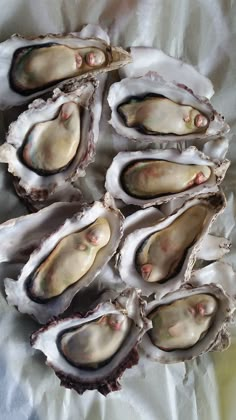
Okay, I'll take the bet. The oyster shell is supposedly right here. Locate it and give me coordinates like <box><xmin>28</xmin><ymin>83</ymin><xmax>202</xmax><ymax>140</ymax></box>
<box><xmin>117</xmin><ymin>192</ymin><xmax>226</xmax><ymax>297</ymax></box>
<box><xmin>119</xmin><ymin>47</ymin><xmax>214</xmax><ymax>99</ymax></box>
<box><xmin>30</xmin><ymin>288</ymin><xmax>151</xmax><ymax>395</ymax></box>
<box><xmin>0</xmin><ymin>28</ymin><xmax>131</xmax><ymax>109</ymax></box>
<box><xmin>0</xmin><ymin>78</ymin><xmax>98</xmax><ymax>204</ymax></box>
<box><xmin>105</xmin><ymin>147</ymin><xmax>229</xmax><ymax>207</ymax></box>
<box><xmin>108</xmin><ymin>73</ymin><xmax>229</xmax><ymax>142</ymax></box>
<box><xmin>4</xmin><ymin>195</ymin><xmax>124</xmax><ymax>323</ymax></box>
<box><xmin>140</xmin><ymin>284</ymin><xmax>235</xmax><ymax>363</ymax></box>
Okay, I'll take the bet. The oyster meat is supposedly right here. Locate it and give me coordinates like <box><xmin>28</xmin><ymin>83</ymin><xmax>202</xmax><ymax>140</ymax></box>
<box><xmin>108</xmin><ymin>74</ymin><xmax>229</xmax><ymax>142</ymax></box>
<box><xmin>117</xmin><ymin>94</ymin><xmax>209</xmax><ymax>135</ymax></box>
<box><xmin>30</xmin><ymin>289</ymin><xmax>151</xmax><ymax>395</ymax></box>
<box><xmin>28</xmin><ymin>217</ymin><xmax>111</xmax><ymax>302</ymax></box>
<box><xmin>148</xmin><ymin>293</ymin><xmax>217</xmax><ymax>350</ymax></box>
<box><xmin>141</xmin><ymin>284</ymin><xmax>234</xmax><ymax>363</ymax></box>
<box><xmin>105</xmin><ymin>147</ymin><xmax>229</xmax><ymax>207</ymax></box>
<box><xmin>4</xmin><ymin>195</ymin><xmax>124</xmax><ymax>323</ymax></box>
<box><xmin>0</xmin><ymin>25</ymin><xmax>131</xmax><ymax>108</ymax></box>
<box><xmin>0</xmin><ymin>78</ymin><xmax>98</xmax><ymax>204</ymax></box>
<box><xmin>117</xmin><ymin>192</ymin><xmax>226</xmax><ymax>297</ymax></box>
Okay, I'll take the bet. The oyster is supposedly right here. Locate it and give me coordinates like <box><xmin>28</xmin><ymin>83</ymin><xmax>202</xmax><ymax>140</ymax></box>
<box><xmin>0</xmin><ymin>78</ymin><xmax>98</xmax><ymax>204</ymax></box>
<box><xmin>4</xmin><ymin>195</ymin><xmax>124</xmax><ymax>323</ymax></box>
<box><xmin>105</xmin><ymin>147</ymin><xmax>229</xmax><ymax>207</ymax></box>
<box><xmin>117</xmin><ymin>193</ymin><xmax>226</xmax><ymax>297</ymax></box>
<box><xmin>140</xmin><ymin>284</ymin><xmax>235</xmax><ymax>363</ymax></box>
<box><xmin>108</xmin><ymin>73</ymin><xmax>229</xmax><ymax>142</ymax></box>
<box><xmin>30</xmin><ymin>289</ymin><xmax>151</xmax><ymax>395</ymax></box>
<box><xmin>0</xmin><ymin>28</ymin><xmax>131</xmax><ymax>108</ymax></box>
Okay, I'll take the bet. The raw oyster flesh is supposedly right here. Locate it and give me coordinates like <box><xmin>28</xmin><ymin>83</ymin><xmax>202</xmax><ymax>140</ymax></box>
<box><xmin>21</xmin><ymin>101</ymin><xmax>81</xmax><ymax>175</ymax></box>
<box><xmin>27</xmin><ymin>217</ymin><xmax>111</xmax><ymax>302</ymax></box>
<box><xmin>136</xmin><ymin>204</ymin><xmax>208</xmax><ymax>283</ymax></box>
<box><xmin>140</xmin><ymin>284</ymin><xmax>234</xmax><ymax>363</ymax></box>
<box><xmin>117</xmin><ymin>94</ymin><xmax>209</xmax><ymax>135</ymax></box>
<box><xmin>121</xmin><ymin>160</ymin><xmax>211</xmax><ymax>198</ymax></box>
<box><xmin>10</xmin><ymin>43</ymin><xmax>107</xmax><ymax>94</ymax></box>
<box><xmin>58</xmin><ymin>313</ymin><xmax>132</xmax><ymax>369</ymax></box>
<box><xmin>30</xmin><ymin>289</ymin><xmax>150</xmax><ymax>395</ymax></box>
<box><xmin>148</xmin><ymin>293</ymin><xmax>217</xmax><ymax>350</ymax></box>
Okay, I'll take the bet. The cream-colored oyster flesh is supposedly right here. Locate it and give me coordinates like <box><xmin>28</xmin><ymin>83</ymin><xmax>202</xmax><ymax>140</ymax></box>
<box><xmin>28</xmin><ymin>217</ymin><xmax>111</xmax><ymax>301</ymax></box>
<box><xmin>22</xmin><ymin>101</ymin><xmax>80</xmax><ymax>174</ymax></box>
<box><xmin>148</xmin><ymin>294</ymin><xmax>217</xmax><ymax>350</ymax></box>
<box><xmin>121</xmin><ymin>160</ymin><xmax>211</xmax><ymax>198</ymax></box>
<box><xmin>136</xmin><ymin>204</ymin><xmax>208</xmax><ymax>283</ymax></box>
<box><xmin>118</xmin><ymin>96</ymin><xmax>209</xmax><ymax>135</ymax></box>
<box><xmin>11</xmin><ymin>44</ymin><xmax>107</xmax><ymax>93</ymax></box>
<box><xmin>59</xmin><ymin>313</ymin><xmax>132</xmax><ymax>368</ymax></box>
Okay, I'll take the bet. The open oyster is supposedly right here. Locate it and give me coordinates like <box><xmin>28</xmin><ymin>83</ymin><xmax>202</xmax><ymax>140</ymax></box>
<box><xmin>140</xmin><ymin>284</ymin><xmax>235</xmax><ymax>363</ymax></box>
<box><xmin>0</xmin><ymin>29</ymin><xmax>131</xmax><ymax>108</ymax></box>
<box><xmin>4</xmin><ymin>195</ymin><xmax>124</xmax><ymax>323</ymax></box>
<box><xmin>30</xmin><ymin>289</ymin><xmax>151</xmax><ymax>395</ymax></box>
<box><xmin>0</xmin><ymin>78</ymin><xmax>98</xmax><ymax>204</ymax></box>
<box><xmin>108</xmin><ymin>73</ymin><xmax>229</xmax><ymax>142</ymax></box>
<box><xmin>105</xmin><ymin>147</ymin><xmax>229</xmax><ymax>207</ymax></box>
<box><xmin>117</xmin><ymin>192</ymin><xmax>226</xmax><ymax>297</ymax></box>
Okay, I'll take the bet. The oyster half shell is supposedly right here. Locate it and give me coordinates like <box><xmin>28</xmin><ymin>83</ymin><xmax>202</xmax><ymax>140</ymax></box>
<box><xmin>105</xmin><ymin>147</ymin><xmax>229</xmax><ymax>207</ymax></box>
<box><xmin>30</xmin><ymin>288</ymin><xmax>151</xmax><ymax>395</ymax></box>
<box><xmin>140</xmin><ymin>284</ymin><xmax>235</xmax><ymax>363</ymax></box>
<box><xmin>108</xmin><ymin>73</ymin><xmax>229</xmax><ymax>142</ymax></box>
<box><xmin>0</xmin><ymin>27</ymin><xmax>131</xmax><ymax>109</ymax></box>
<box><xmin>117</xmin><ymin>192</ymin><xmax>226</xmax><ymax>297</ymax></box>
<box><xmin>0</xmin><ymin>78</ymin><xmax>98</xmax><ymax>204</ymax></box>
<box><xmin>4</xmin><ymin>195</ymin><xmax>124</xmax><ymax>323</ymax></box>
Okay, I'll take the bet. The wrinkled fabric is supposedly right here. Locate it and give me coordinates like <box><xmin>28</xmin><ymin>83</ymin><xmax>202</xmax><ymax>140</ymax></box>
<box><xmin>0</xmin><ymin>1</ymin><xmax>235</xmax><ymax>419</ymax></box>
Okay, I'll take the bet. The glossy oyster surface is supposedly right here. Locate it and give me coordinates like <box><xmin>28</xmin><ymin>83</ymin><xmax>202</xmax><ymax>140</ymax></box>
<box><xmin>0</xmin><ymin>26</ymin><xmax>131</xmax><ymax>108</ymax></box>
<box><xmin>141</xmin><ymin>284</ymin><xmax>234</xmax><ymax>363</ymax></box>
<box><xmin>108</xmin><ymin>74</ymin><xmax>229</xmax><ymax>142</ymax></box>
<box><xmin>30</xmin><ymin>289</ymin><xmax>151</xmax><ymax>395</ymax></box>
<box><xmin>105</xmin><ymin>147</ymin><xmax>229</xmax><ymax>207</ymax></box>
<box><xmin>4</xmin><ymin>195</ymin><xmax>124</xmax><ymax>323</ymax></box>
<box><xmin>117</xmin><ymin>193</ymin><xmax>226</xmax><ymax>297</ymax></box>
<box><xmin>0</xmin><ymin>78</ymin><xmax>98</xmax><ymax>204</ymax></box>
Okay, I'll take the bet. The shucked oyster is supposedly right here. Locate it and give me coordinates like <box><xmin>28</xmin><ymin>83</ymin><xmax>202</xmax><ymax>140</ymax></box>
<box><xmin>108</xmin><ymin>73</ymin><xmax>229</xmax><ymax>142</ymax></box>
<box><xmin>140</xmin><ymin>284</ymin><xmax>234</xmax><ymax>363</ymax></box>
<box><xmin>4</xmin><ymin>195</ymin><xmax>124</xmax><ymax>323</ymax></box>
<box><xmin>0</xmin><ymin>78</ymin><xmax>98</xmax><ymax>204</ymax></box>
<box><xmin>117</xmin><ymin>192</ymin><xmax>226</xmax><ymax>297</ymax></box>
<box><xmin>105</xmin><ymin>147</ymin><xmax>229</xmax><ymax>207</ymax></box>
<box><xmin>30</xmin><ymin>289</ymin><xmax>151</xmax><ymax>395</ymax></box>
<box><xmin>0</xmin><ymin>27</ymin><xmax>131</xmax><ymax>108</ymax></box>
